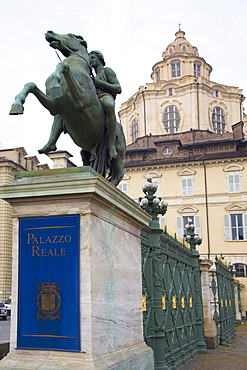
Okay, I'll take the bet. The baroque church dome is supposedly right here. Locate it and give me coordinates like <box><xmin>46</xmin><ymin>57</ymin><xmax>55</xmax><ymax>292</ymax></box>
<box><xmin>151</xmin><ymin>29</ymin><xmax>212</xmax><ymax>83</ymax></box>
<box><xmin>120</xmin><ymin>29</ymin><xmax>243</xmax><ymax>145</ymax></box>
<box><xmin>162</xmin><ymin>30</ymin><xmax>199</xmax><ymax>59</ymax></box>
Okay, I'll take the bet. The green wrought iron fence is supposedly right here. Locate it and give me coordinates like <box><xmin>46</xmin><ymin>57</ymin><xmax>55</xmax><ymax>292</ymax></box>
<box><xmin>209</xmin><ymin>255</ymin><xmax>235</xmax><ymax>345</ymax></box>
<box><xmin>141</xmin><ymin>226</ymin><xmax>206</xmax><ymax>369</ymax></box>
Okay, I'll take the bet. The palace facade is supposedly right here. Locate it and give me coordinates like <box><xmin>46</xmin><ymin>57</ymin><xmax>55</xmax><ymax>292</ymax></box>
<box><xmin>119</xmin><ymin>30</ymin><xmax>247</xmax><ymax>292</ymax></box>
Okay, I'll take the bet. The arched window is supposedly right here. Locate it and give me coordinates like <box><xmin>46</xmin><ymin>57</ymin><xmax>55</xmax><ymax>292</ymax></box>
<box><xmin>163</xmin><ymin>147</ymin><xmax>172</xmax><ymax>155</ymax></box>
<box><xmin>131</xmin><ymin>118</ymin><xmax>138</xmax><ymax>142</ymax></box>
<box><xmin>162</xmin><ymin>106</ymin><xmax>180</xmax><ymax>133</ymax></box>
<box><xmin>212</xmin><ymin>107</ymin><xmax>226</xmax><ymax>134</ymax></box>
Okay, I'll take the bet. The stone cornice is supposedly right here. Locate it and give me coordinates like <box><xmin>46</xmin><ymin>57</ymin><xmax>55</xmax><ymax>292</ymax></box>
<box><xmin>0</xmin><ymin>166</ymin><xmax>151</xmax><ymax>227</ymax></box>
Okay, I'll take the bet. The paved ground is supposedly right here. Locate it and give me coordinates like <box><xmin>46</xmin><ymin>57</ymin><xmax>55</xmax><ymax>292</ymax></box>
<box><xmin>1</xmin><ymin>318</ymin><xmax>247</xmax><ymax>368</ymax></box>
<box><xmin>179</xmin><ymin>321</ymin><xmax>247</xmax><ymax>370</ymax></box>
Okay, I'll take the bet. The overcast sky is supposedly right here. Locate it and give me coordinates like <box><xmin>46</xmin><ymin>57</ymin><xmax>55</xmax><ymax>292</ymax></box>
<box><xmin>1</xmin><ymin>0</ymin><xmax>247</xmax><ymax>166</ymax></box>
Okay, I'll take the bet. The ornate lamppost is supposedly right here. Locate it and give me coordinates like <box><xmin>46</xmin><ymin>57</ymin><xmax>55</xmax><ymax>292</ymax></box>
<box><xmin>184</xmin><ymin>218</ymin><xmax>202</xmax><ymax>250</ymax></box>
<box><xmin>139</xmin><ymin>175</ymin><xmax>168</xmax><ymax>228</ymax></box>
<box><xmin>139</xmin><ymin>174</ymin><xmax>168</xmax><ymax>362</ymax></box>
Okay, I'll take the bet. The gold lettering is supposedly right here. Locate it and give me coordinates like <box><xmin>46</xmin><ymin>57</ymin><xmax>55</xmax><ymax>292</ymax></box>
<box><xmin>54</xmin><ymin>249</ymin><xmax>60</xmax><ymax>256</ymax></box>
<box><xmin>61</xmin><ymin>248</ymin><xmax>66</xmax><ymax>256</ymax></box>
<box><xmin>28</xmin><ymin>233</ymin><xmax>72</xmax><ymax>245</ymax></box>
<box><xmin>47</xmin><ymin>249</ymin><xmax>54</xmax><ymax>256</ymax></box>
<box><xmin>41</xmin><ymin>249</ymin><xmax>46</xmax><ymax>256</ymax></box>
<box><xmin>52</xmin><ymin>236</ymin><xmax>58</xmax><ymax>243</ymax></box>
<box><xmin>28</xmin><ymin>233</ymin><xmax>35</xmax><ymax>244</ymax></box>
<box><xmin>32</xmin><ymin>246</ymin><xmax>40</xmax><ymax>256</ymax></box>
<box><xmin>58</xmin><ymin>235</ymin><xmax>64</xmax><ymax>243</ymax></box>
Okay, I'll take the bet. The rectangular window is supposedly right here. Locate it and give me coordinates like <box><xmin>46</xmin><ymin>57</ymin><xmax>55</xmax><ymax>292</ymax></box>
<box><xmin>159</xmin><ymin>216</ymin><xmax>166</xmax><ymax>230</ymax></box>
<box><xmin>176</xmin><ymin>215</ymin><xmax>201</xmax><ymax>238</ymax></box>
<box><xmin>194</xmin><ymin>63</ymin><xmax>201</xmax><ymax>77</ymax></box>
<box><xmin>117</xmin><ymin>181</ymin><xmax>128</xmax><ymax>195</ymax></box>
<box><xmin>181</xmin><ymin>178</ymin><xmax>193</xmax><ymax>196</ymax></box>
<box><xmin>224</xmin><ymin>214</ymin><xmax>247</xmax><ymax>241</ymax></box>
<box><xmin>234</xmin><ymin>264</ymin><xmax>247</xmax><ymax>277</ymax></box>
<box><xmin>228</xmin><ymin>174</ymin><xmax>241</xmax><ymax>193</ymax></box>
<box><xmin>171</xmin><ymin>62</ymin><xmax>181</xmax><ymax>78</ymax></box>
<box><xmin>169</xmin><ymin>88</ymin><xmax>173</xmax><ymax>96</ymax></box>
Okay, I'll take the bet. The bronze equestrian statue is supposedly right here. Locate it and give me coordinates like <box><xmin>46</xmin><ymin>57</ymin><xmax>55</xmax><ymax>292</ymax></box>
<box><xmin>9</xmin><ymin>31</ymin><xmax>126</xmax><ymax>186</ymax></box>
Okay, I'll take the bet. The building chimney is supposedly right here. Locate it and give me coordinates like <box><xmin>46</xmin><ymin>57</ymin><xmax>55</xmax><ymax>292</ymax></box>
<box><xmin>232</xmin><ymin>121</ymin><xmax>244</xmax><ymax>139</ymax></box>
<box><xmin>47</xmin><ymin>151</ymin><xmax>76</xmax><ymax>169</ymax></box>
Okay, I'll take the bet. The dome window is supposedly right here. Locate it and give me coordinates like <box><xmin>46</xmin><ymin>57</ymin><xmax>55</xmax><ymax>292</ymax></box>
<box><xmin>169</xmin><ymin>48</ymin><xmax>173</xmax><ymax>54</ymax></box>
<box><xmin>212</xmin><ymin>107</ymin><xmax>226</xmax><ymax>134</ymax></box>
<box><xmin>171</xmin><ymin>62</ymin><xmax>181</xmax><ymax>78</ymax></box>
<box><xmin>162</xmin><ymin>106</ymin><xmax>181</xmax><ymax>134</ymax></box>
<box><xmin>156</xmin><ymin>68</ymin><xmax>160</xmax><ymax>82</ymax></box>
<box><xmin>194</xmin><ymin>63</ymin><xmax>201</xmax><ymax>77</ymax></box>
<box><xmin>182</xmin><ymin>45</ymin><xmax>186</xmax><ymax>52</ymax></box>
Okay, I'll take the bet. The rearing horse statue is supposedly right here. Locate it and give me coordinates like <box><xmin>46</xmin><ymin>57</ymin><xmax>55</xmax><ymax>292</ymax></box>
<box><xmin>9</xmin><ymin>31</ymin><xmax>126</xmax><ymax>186</ymax></box>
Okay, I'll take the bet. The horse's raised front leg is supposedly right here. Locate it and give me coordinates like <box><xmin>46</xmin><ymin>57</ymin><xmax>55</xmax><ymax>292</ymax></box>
<box><xmin>9</xmin><ymin>83</ymin><xmax>57</xmax><ymax>116</ymax></box>
<box><xmin>48</xmin><ymin>62</ymin><xmax>65</xmax><ymax>99</ymax></box>
<box><xmin>48</xmin><ymin>61</ymin><xmax>89</xmax><ymax>107</ymax></box>
<box><xmin>61</xmin><ymin>63</ymin><xmax>89</xmax><ymax>108</ymax></box>
<box><xmin>9</xmin><ymin>83</ymin><xmax>35</xmax><ymax>115</ymax></box>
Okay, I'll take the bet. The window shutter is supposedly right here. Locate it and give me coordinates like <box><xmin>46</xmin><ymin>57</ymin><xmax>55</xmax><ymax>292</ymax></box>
<box><xmin>181</xmin><ymin>179</ymin><xmax>186</xmax><ymax>196</ymax></box>
<box><xmin>159</xmin><ymin>216</ymin><xmax>166</xmax><ymax>230</ymax></box>
<box><xmin>194</xmin><ymin>215</ymin><xmax>201</xmax><ymax>237</ymax></box>
<box><xmin>235</xmin><ymin>174</ymin><xmax>240</xmax><ymax>192</ymax></box>
<box><xmin>228</xmin><ymin>175</ymin><xmax>234</xmax><ymax>193</ymax></box>
<box><xmin>176</xmin><ymin>216</ymin><xmax>183</xmax><ymax>238</ymax></box>
<box><xmin>243</xmin><ymin>214</ymin><xmax>247</xmax><ymax>240</ymax></box>
<box><xmin>224</xmin><ymin>214</ymin><xmax>231</xmax><ymax>241</ymax></box>
<box><xmin>117</xmin><ymin>182</ymin><xmax>128</xmax><ymax>194</ymax></box>
<box><xmin>188</xmin><ymin>178</ymin><xmax>193</xmax><ymax>196</ymax></box>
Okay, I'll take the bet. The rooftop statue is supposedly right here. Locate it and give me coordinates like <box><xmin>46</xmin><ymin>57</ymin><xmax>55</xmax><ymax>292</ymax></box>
<box><xmin>9</xmin><ymin>31</ymin><xmax>126</xmax><ymax>186</ymax></box>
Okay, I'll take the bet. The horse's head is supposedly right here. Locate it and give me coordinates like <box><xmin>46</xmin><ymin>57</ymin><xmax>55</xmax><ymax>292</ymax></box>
<box><xmin>45</xmin><ymin>31</ymin><xmax>87</xmax><ymax>57</ymax></box>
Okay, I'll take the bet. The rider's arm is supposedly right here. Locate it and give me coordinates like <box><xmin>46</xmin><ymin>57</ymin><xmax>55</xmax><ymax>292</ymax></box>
<box><xmin>94</xmin><ymin>68</ymin><xmax>122</xmax><ymax>95</ymax></box>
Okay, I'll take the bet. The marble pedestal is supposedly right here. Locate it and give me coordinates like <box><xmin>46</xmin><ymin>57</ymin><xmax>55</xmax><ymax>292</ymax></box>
<box><xmin>0</xmin><ymin>167</ymin><xmax>154</xmax><ymax>369</ymax></box>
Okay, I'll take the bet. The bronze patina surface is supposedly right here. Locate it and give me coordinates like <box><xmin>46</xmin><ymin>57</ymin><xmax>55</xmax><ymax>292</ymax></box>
<box><xmin>10</xmin><ymin>31</ymin><xmax>126</xmax><ymax>186</ymax></box>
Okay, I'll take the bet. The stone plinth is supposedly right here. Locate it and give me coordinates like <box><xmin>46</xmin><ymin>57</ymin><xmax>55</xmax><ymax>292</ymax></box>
<box><xmin>234</xmin><ymin>279</ymin><xmax>243</xmax><ymax>324</ymax></box>
<box><xmin>200</xmin><ymin>260</ymin><xmax>219</xmax><ymax>349</ymax></box>
<box><xmin>0</xmin><ymin>167</ymin><xmax>154</xmax><ymax>369</ymax></box>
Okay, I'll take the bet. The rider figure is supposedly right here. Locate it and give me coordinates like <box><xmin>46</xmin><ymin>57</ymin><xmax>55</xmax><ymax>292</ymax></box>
<box><xmin>89</xmin><ymin>50</ymin><xmax>121</xmax><ymax>159</ymax></box>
